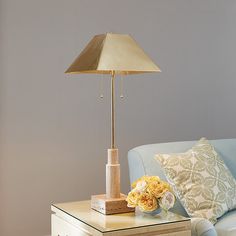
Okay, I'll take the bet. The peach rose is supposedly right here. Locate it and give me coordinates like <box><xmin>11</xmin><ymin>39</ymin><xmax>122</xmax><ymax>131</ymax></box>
<box><xmin>138</xmin><ymin>192</ymin><xmax>158</xmax><ymax>212</ymax></box>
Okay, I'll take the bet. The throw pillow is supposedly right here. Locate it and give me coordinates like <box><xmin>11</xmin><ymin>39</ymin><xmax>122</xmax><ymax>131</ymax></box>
<box><xmin>155</xmin><ymin>138</ymin><xmax>236</xmax><ymax>224</ymax></box>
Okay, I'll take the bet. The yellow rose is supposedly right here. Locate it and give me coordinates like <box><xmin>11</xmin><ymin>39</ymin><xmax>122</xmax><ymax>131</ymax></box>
<box><xmin>126</xmin><ymin>190</ymin><xmax>141</xmax><ymax>207</ymax></box>
<box><xmin>132</xmin><ymin>176</ymin><xmax>160</xmax><ymax>188</ymax></box>
<box><xmin>162</xmin><ymin>181</ymin><xmax>172</xmax><ymax>191</ymax></box>
<box><xmin>147</xmin><ymin>181</ymin><xmax>169</xmax><ymax>199</ymax></box>
<box><xmin>147</xmin><ymin>176</ymin><xmax>160</xmax><ymax>183</ymax></box>
<box><xmin>138</xmin><ymin>192</ymin><xmax>158</xmax><ymax>212</ymax></box>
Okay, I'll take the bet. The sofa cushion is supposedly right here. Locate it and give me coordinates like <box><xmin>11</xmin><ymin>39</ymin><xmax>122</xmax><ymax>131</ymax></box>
<box><xmin>155</xmin><ymin>138</ymin><xmax>236</xmax><ymax>224</ymax></box>
<box><xmin>215</xmin><ymin>210</ymin><xmax>236</xmax><ymax>236</ymax></box>
<box><xmin>191</xmin><ymin>218</ymin><xmax>217</xmax><ymax>236</ymax></box>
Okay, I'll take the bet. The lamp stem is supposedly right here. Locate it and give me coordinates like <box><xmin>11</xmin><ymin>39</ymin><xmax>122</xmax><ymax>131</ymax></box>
<box><xmin>106</xmin><ymin>71</ymin><xmax>120</xmax><ymax>199</ymax></box>
<box><xmin>111</xmin><ymin>71</ymin><xmax>115</xmax><ymax>149</ymax></box>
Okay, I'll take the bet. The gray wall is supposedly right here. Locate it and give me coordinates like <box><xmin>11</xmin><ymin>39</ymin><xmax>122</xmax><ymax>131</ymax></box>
<box><xmin>1</xmin><ymin>0</ymin><xmax>236</xmax><ymax>235</ymax></box>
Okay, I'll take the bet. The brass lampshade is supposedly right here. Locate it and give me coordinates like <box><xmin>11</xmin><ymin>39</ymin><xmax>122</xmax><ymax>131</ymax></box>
<box><xmin>65</xmin><ymin>33</ymin><xmax>161</xmax><ymax>215</ymax></box>
<box><xmin>65</xmin><ymin>33</ymin><xmax>161</xmax><ymax>75</ymax></box>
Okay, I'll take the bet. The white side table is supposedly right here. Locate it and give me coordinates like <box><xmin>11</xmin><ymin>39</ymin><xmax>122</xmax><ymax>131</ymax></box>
<box><xmin>51</xmin><ymin>200</ymin><xmax>191</xmax><ymax>236</ymax></box>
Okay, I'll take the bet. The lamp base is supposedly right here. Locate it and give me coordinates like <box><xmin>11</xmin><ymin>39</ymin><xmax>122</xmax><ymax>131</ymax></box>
<box><xmin>91</xmin><ymin>194</ymin><xmax>135</xmax><ymax>215</ymax></box>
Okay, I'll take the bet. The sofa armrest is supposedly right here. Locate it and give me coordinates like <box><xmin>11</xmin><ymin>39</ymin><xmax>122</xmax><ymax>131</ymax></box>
<box><xmin>128</xmin><ymin>149</ymin><xmax>146</xmax><ymax>184</ymax></box>
<box><xmin>191</xmin><ymin>218</ymin><xmax>217</xmax><ymax>236</ymax></box>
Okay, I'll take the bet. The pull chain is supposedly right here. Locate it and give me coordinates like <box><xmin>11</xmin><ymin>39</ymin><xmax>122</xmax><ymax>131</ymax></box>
<box><xmin>100</xmin><ymin>74</ymin><xmax>104</xmax><ymax>98</ymax></box>
<box><xmin>120</xmin><ymin>74</ymin><xmax>124</xmax><ymax>99</ymax></box>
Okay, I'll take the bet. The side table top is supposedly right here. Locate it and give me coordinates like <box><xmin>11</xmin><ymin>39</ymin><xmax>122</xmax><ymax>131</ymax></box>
<box><xmin>52</xmin><ymin>200</ymin><xmax>190</xmax><ymax>233</ymax></box>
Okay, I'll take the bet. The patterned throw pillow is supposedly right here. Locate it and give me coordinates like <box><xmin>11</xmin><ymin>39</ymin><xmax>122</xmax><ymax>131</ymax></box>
<box><xmin>155</xmin><ymin>138</ymin><xmax>236</xmax><ymax>224</ymax></box>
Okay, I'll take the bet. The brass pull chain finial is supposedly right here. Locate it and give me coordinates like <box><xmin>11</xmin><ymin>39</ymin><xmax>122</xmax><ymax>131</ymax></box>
<box><xmin>100</xmin><ymin>74</ymin><xmax>104</xmax><ymax>99</ymax></box>
<box><xmin>120</xmin><ymin>74</ymin><xmax>124</xmax><ymax>99</ymax></box>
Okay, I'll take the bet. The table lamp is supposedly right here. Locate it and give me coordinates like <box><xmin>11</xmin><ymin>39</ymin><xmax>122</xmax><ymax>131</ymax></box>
<box><xmin>65</xmin><ymin>33</ymin><xmax>161</xmax><ymax>214</ymax></box>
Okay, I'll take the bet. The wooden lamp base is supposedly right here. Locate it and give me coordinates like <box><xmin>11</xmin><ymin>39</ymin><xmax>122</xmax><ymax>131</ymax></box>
<box><xmin>91</xmin><ymin>194</ymin><xmax>134</xmax><ymax>215</ymax></box>
<box><xmin>91</xmin><ymin>149</ymin><xmax>135</xmax><ymax>215</ymax></box>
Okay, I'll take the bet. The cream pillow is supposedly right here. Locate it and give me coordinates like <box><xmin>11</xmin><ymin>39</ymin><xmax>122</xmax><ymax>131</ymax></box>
<box><xmin>155</xmin><ymin>138</ymin><xmax>236</xmax><ymax>224</ymax></box>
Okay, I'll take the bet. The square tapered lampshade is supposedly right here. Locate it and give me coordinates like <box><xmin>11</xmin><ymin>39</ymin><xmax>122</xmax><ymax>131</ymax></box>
<box><xmin>65</xmin><ymin>33</ymin><xmax>160</xmax><ymax>75</ymax></box>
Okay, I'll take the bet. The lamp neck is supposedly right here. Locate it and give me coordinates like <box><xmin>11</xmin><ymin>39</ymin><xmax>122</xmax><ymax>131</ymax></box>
<box><xmin>111</xmin><ymin>71</ymin><xmax>115</xmax><ymax>149</ymax></box>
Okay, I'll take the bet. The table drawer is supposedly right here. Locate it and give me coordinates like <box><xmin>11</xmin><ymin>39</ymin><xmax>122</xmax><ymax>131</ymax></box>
<box><xmin>52</xmin><ymin>214</ymin><xmax>90</xmax><ymax>236</ymax></box>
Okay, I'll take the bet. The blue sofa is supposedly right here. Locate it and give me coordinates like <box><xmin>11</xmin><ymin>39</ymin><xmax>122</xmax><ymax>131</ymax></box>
<box><xmin>128</xmin><ymin>139</ymin><xmax>236</xmax><ymax>236</ymax></box>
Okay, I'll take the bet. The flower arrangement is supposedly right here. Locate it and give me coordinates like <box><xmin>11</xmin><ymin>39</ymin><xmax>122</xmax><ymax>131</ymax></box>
<box><xmin>126</xmin><ymin>176</ymin><xmax>175</xmax><ymax>213</ymax></box>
